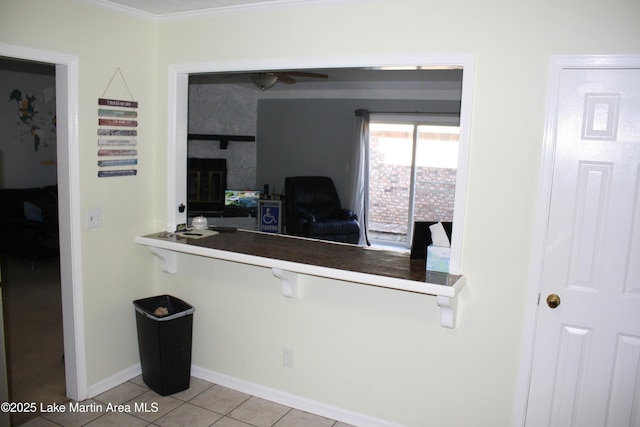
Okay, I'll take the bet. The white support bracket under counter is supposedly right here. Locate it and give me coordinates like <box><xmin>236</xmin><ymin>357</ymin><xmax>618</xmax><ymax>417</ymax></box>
<box><xmin>135</xmin><ymin>231</ymin><xmax>467</xmax><ymax>328</ymax></box>
<box><xmin>436</xmin><ymin>294</ymin><xmax>459</xmax><ymax>329</ymax></box>
<box><xmin>272</xmin><ymin>268</ymin><xmax>299</xmax><ymax>298</ymax></box>
<box><xmin>147</xmin><ymin>246</ymin><xmax>177</xmax><ymax>274</ymax></box>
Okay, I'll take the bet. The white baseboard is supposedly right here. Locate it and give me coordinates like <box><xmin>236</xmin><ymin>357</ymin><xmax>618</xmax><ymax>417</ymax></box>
<box><xmin>191</xmin><ymin>365</ymin><xmax>404</xmax><ymax>427</ymax></box>
<box><xmin>87</xmin><ymin>363</ymin><xmax>402</xmax><ymax>426</ymax></box>
<box><xmin>87</xmin><ymin>363</ymin><xmax>141</xmax><ymax>398</ymax></box>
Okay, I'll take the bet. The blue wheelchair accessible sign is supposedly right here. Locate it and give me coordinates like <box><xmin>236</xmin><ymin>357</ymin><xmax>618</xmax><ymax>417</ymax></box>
<box><xmin>259</xmin><ymin>201</ymin><xmax>281</xmax><ymax>233</ymax></box>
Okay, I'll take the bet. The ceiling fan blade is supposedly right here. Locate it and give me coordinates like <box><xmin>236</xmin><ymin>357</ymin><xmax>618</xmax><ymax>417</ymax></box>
<box><xmin>274</xmin><ymin>73</ymin><xmax>296</xmax><ymax>84</ymax></box>
<box><xmin>283</xmin><ymin>71</ymin><xmax>329</xmax><ymax>79</ymax></box>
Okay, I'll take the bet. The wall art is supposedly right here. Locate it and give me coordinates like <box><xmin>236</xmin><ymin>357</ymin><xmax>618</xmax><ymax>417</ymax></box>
<box><xmin>97</xmin><ymin>68</ymin><xmax>138</xmax><ymax>178</ymax></box>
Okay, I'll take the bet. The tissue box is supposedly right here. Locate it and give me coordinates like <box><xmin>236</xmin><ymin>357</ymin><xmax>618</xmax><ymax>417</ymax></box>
<box><xmin>426</xmin><ymin>245</ymin><xmax>450</xmax><ymax>273</ymax></box>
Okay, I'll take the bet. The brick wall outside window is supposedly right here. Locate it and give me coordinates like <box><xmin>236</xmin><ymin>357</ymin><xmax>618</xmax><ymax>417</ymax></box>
<box><xmin>368</xmin><ymin>130</ymin><xmax>457</xmax><ymax>237</ymax></box>
<box><xmin>369</xmin><ymin>164</ymin><xmax>456</xmax><ymax>228</ymax></box>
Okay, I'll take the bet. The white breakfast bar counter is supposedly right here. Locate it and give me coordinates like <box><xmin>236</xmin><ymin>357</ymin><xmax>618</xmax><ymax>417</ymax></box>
<box><xmin>135</xmin><ymin>230</ymin><xmax>467</xmax><ymax>328</ymax></box>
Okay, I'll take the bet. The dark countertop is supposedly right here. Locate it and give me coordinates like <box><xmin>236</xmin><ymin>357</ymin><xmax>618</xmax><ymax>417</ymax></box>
<box><xmin>176</xmin><ymin>230</ymin><xmax>461</xmax><ymax>288</ymax></box>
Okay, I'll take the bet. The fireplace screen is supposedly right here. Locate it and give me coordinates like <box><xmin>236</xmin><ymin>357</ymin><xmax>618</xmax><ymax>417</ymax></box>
<box><xmin>188</xmin><ymin>158</ymin><xmax>227</xmax><ymax>214</ymax></box>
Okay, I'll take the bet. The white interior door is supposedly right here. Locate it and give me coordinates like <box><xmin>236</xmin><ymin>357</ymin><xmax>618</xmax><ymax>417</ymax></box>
<box><xmin>525</xmin><ymin>61</ymin><xmax>640</xmax><ymax>426</ymax></box>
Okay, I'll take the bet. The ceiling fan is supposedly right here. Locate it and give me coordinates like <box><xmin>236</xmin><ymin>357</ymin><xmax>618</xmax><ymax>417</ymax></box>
<box><xmin>249</xmin><ymin>71</ymin><xmax>328</xmax><ymax>90</ymax></box>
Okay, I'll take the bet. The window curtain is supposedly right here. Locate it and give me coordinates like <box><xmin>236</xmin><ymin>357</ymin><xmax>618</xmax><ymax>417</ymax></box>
<box><xmin>345</xmin><ymin>109</ymin><xmax>370</xmax><ymax>246</ymax></box>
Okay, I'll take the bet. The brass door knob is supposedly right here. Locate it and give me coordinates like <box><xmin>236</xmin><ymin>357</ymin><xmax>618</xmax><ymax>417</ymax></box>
<box><xmin>546</xmin><ymin>294</ymin><xmax>561</xmax><ymax>309</ymax></box>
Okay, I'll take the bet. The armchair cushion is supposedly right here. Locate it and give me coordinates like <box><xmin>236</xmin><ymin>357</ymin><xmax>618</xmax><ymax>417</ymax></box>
<box><xmin>0</xmin><ymin>185</ymin><xmax>59</xmax><ymax>261</ymax></box>
<box><xmin>331</xmin><ymin>208</ymin><xmax>358</xmax><ymax>221</ymax></box>
<box><xmin>284</xmin><ymin>176</ymin><xmax>360</xmax><ymax>244</ymax></box>
<box><xmin>304</xmin><ymin>217</ymin><xmax>359</xmax><ymax>236</ymax></box>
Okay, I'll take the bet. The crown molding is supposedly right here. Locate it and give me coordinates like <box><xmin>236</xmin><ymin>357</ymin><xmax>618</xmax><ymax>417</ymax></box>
<box><xmin>78</xmin><ymin>0</ymin><xmax>380</xmax><ymax>23</ymax></box>
<box><xmin>77</xmin><ymin>0</ymin><xmax>158</xmax><ymax>22</ymax></box>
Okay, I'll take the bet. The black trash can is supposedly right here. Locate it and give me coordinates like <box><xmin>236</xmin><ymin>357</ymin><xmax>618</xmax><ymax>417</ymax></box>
<box><xmin>133</xmin><ymin>295</ymin><xmax>195</xmax><ymax>396</ymax></box>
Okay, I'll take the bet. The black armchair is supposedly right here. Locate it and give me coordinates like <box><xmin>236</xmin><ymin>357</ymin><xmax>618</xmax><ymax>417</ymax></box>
<box><xmin>0</xmin><ymin>185</ymin><xmax>59</xmax><ymax>264</ymax></box>
<box><xmin>284</xmin><ymin>176</ymin><xmax>360</xmax><ymax>244</ymax></box>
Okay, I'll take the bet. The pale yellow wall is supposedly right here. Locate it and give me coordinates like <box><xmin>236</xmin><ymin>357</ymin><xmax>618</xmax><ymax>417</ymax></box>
<box><xmin>0</xmin><ymin>0</ymin><xmax>160</xmax><ymax>385</ymax></box>
<box><xmin>1</xmin><ymin>0</ymin><xmax>639</xmax><ymax>425</ymax></box>
<box><xmin>152</xmin><ymin>2</ymin><xmax>639</xmax><ymax>426</ymax></box>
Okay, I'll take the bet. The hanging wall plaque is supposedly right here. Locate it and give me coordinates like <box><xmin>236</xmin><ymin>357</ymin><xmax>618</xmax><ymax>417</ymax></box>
<box><xmin>97</xmin><ymin>68</ymin><xmax>139</xmax><ymax>178</ymax></box>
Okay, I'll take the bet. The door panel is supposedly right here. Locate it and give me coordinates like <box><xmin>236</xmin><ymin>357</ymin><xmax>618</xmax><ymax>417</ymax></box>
<box><xmin>526</xmin><ymin>66</ymin><xmax>640</xmax><ymax>427</ymax></box>
<box><xmin>607</xmin><ymin>334</ymin><xmax>640</xmax><ymax>426</ymax></box>
<box><xmin>549</xmin><ymin>325</ymin><xmax>591</xmax><ymax>427</ymax></box>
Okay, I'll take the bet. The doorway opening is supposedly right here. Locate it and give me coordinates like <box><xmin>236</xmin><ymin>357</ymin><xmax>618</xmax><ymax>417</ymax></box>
<box><xmin>0</xmin><ymin>56</ymin><xmax>66</xmax><ymax>425</ymax></box>
<box><xmin>0</xmin><ymin>43</ymin><xmax>86</xmax><ymax>407</ymax></box>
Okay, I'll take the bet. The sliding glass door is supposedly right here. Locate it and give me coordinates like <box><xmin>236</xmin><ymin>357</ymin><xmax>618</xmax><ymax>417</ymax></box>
<box><xmin>368</xmin><ymin>118</ymin><xmax>459</xmax><ymax>249</ymax></box>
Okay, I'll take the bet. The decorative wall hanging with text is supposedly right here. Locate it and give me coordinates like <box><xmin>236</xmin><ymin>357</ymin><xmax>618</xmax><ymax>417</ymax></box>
<box><xmin>97</xmin><ymin>68</ymin><xmax>138</xmax><ymax>177</ymax></box>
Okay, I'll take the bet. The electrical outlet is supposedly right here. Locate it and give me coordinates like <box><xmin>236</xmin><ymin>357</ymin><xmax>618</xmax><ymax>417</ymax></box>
<box><xmin>86</xmin><ymin>208</ymin><xmax>103</xmax><ymax>228</ymax></box>
<box><xmin>283</xmin><ymin>347</ymin><xmax>294</xmax><ymax>368</ymax></box>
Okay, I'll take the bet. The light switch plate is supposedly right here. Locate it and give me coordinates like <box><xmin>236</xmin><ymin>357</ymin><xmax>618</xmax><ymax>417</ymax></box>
<box><xmin>86</xmin><ymin>208</ymin><xmax>102</xmax><ymax>228</ymax></box>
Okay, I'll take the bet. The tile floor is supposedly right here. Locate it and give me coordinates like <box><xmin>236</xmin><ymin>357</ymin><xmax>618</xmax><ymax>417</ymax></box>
<box><xmin>19</xmin><ymin>376</ymin><xmax>356</xmax><ymax>427</ymax></box>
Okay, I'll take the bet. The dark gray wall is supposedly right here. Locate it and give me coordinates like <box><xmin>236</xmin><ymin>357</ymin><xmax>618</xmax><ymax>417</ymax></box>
<box><xmin>256</xmin><ymin>98</ymin><xmax>460</xmax><ymax>201</ymax></box>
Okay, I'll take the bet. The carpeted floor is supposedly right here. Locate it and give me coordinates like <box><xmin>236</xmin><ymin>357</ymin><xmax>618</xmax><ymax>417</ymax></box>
<box><xmin>1</xmin><ymin>256</ymin><xmax>67</xmax><ymax>426</ymax></box>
